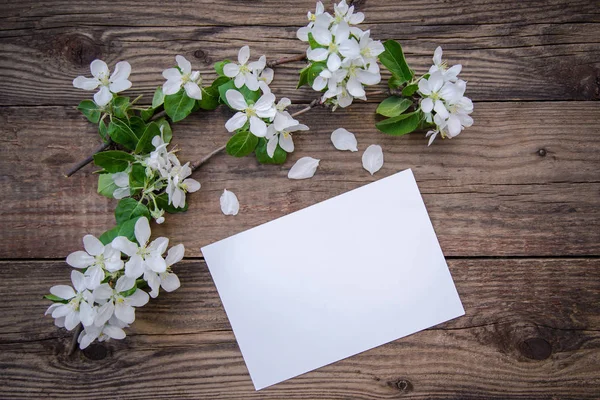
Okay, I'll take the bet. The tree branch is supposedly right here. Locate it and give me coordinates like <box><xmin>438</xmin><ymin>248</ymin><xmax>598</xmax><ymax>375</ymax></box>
<box><xmin>64</xmin><ymin>140</ymin><xmax>112</xmax><ymax>177</ymax></box>
<box><xmin>68</xmin><ymin>324</ymin><xmax>83</xmax><ymax>355</ymax></box>
<box><xmin>267</xmin><ymin>53</ymin><xmax>307</xmax><ymax>68</ymax></box>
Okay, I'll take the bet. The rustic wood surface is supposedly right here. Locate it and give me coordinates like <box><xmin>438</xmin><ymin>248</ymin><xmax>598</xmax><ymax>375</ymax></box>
<box><xmin>1</xmin><ymin>0</ymin><xmax>599</xmax><ymax>398</ymax></box>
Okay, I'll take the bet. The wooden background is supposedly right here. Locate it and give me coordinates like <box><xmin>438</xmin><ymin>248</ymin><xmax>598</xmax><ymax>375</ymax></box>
<box><xmin>1</xmin><ymin>0</ymin><xmax>599</xmax><ymax>398</ymax></box>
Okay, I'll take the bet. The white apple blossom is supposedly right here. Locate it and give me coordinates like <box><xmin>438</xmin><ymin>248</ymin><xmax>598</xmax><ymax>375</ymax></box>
<box><xmin>162</xmin><ymin>55</ymin><xmax>203</xmax><ymax>100</ymax></box>
<box><xmin>165</xmin><ymin>159</ymin><xmax>201</xmax><ymax>209</ymax></box>
<box><xmin>224</xmin><ymin>89</ymin><xmax>276</xmax><ymax>137</ymax></box>
<box><xmin>308</xmin><ymin>21</ymin><xmax>359</xmax><ymax>71</ymax></box>
<box><xmin>223</xmin><ymin>46</ymin><xmax>266</xmax><ymax>91</ymax></box>
<box><xmin>266</xmin><ymin>112</ymin><xmax>309</xmax><ymax>157</ymax></box>
<box><xmin>73</xmin><ymin>59</ymin><xmax>132</xmax><ymax>107</ymax></box>
<box><xmin>357</xmin><ymin>30</ymin><xmax>384</xmax><ymax>66</ymax></box>
<box><xmin>428</xmin><ymin>46</ymin><xmax>462</xmax><ymax>83</ymax></box>
<box><xmin>418</xmin><ymin>71</ymin><xmax>452</xmax><ymax>120</ymax></box>
<box><xmin>93</xmin><ymin>275</ymin><xmax>149</xmax><ymax>325</ymax></box>
<box><xmin>145</xmin><ymin>243</ymin><xmax>184</xmax><ymax>298</ymax></box>
<box><xmin>111</xmin><ymin>217</ymin><xmax>169</xmax><ymax>279</ymax></box>
<box><xmin>66</xmin><ymin>234</ymin><xmax>123</xmax><ymax>290</ymax></box>
<box><xmin>111</xmin><ymin>171</ymin><xmax>131</xmax><ymax>199</ymax></box>
<box><xmin>48</xmin><ymin>270</ymin><xmax>95</xmax><ymax>330</ymax></box>
<box><xmin>297</xmin><ymin>1</ymin><xmax>333</xmax><ymax>41</ymax></box>
<box><xmin>78</xmin><ymin>316</ymin><xmax>127</xmax><ymax>350</ymax></box>
<box><xmin>220</xmin><ymin>189</ymin><xmax>240</xmax><ymax>216</ymax></box>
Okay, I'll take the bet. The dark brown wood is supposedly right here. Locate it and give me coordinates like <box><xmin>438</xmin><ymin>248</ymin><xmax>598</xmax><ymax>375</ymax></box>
<box><xmin>0</xmin><ymin>258</ymin><xmax>599</xmax><ymax>399</ymax></box>
<box><xmin>1</xmin><ymin>102</ymin><xmax>599</xmax><ymax>259</ymax></box>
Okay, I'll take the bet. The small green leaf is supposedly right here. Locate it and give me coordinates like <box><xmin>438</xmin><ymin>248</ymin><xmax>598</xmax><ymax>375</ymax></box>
<box><xmin>376</xmin><ymin>97</ymin><xmax>412</xmax><ymax>118</ymax></box>
<box><xmin>218</xmin><ymin>79</ymin><xmax>260</xmax><ymax>108</ymax></box>
<box><xmin>129</xmin><ymin>163</ymin><xmax>147</xmax><ymax>191</ymax></box>
<box><xmin>98</xmin><ymin>119</ymin><xmax>109</xmax><ymax>142</ymax></box>
<box><xmin>214</xmin><ymin>60</ymin><xmax>231</xmax><ymax>76</ymax></box>
<box><xmin>155</xmin><ymin>119</ymin><xmax>172</xmax><ymax>143</ymax></box>
<box><xmin>97</xmin><ymin>173</ymin><xmax>118</xmax><ymax>198</ymax></box>
<box><xmin>112</xmin><ymin>96</ymin><xmax>131</xmax><ymax>119</ymax></box>
<box><xmin>44</xmin><ymin>294</ymin><xmax>68</xmax><ymax>303</ymax></box>
<box><xmin>255</xmin><ymin>137</ymin><xmax>287</xmax><ymax>164</ymax></box>
<box><xmin>93</xmin><ymin>150</ymin><xmax>135</xmax><ymax>173</ymax></box>
<box><xmin>297</xmin><ymin>65</ymin><xmax>310</xmax><ymax>89</ymax></box>
<box><xmin>197</xmin><ymin>85</ymin><xmax>220</xmax><ymax>110</ymax></box>
<box><xmin>402</xmin><ymin>83</ymin><xmax>419</xmax><ymax>97</ymax></box>
<box><xmin>307</xmin><ymin>62</ymin><xmax>327</xmax><ymax>86</ymax></box>
<box><xmin>115</xmin><ymin>198</ymin><xmax>150</xmax><ymax>224</ymax></box>
<box><xmin>308</xmin><ymin>32</ymin><xmax>322</xmax><ymax>50</ymax></box>
<box><xmin>164</xmin><ymin>89</ymin><xmax>196</xmax><ymax>122</ymax></box>
<box><xmin>77</xmin><ymin>100</ymin><xmax>101</xmax><ymax>123</ymax></box>
<box><xmin>379</xmin><ymin>40</ymin><xmax>413</xmax><ymax>83</ymax></box>
<box><xmin>152</xmin><ymin>86</ymin><xmax>165</xmax><ymax>109</ymax></box>
<box><xmin>134</xmin><ymin>122</ymin><xmax>161</xmax><ymax>154</ymax></box>
<box><xmin>119</xmin><ymin>284</ymin><xmax>138</xmax><ymax>297</ymax></box>
<box><xmin>140</xmin><ymin>107</ymin><xmax>155</xmax><ymax>122</ymax></box>
<box><xmin>226</xmin><ymin>130</ymin><xmax>259</xmax><ymax>157</ymax></box>
<box><xmin>388</xmin><ymin>75</ymin><xmax>406</xmax><ymax>89</ymax></box>
<box><xmin>155</xmin><ymin>192</ymin><xmax>188</xmax><ymax>213</ymax></box>
<box><xmin>375</xmin><ymin>111</ymin><xmax>422</xmax><ymax>136</ymax></box>
<box><xmin>109</xmin><ymin>118</ymin><xmax>143</xmax><ymax>150</ymax></box>
<box><xmin>99</xmin><ymin>217</ymin><xmax>141</xmax><ymax>245</ymax></box>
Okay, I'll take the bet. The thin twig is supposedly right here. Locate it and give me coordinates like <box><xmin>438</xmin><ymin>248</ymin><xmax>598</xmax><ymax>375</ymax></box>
<box><xmin>150</xmin><ymin>110</ymin><xmax>167</xmax><ymax>122</ymax></box>
<box><xmin>267</xmin><ymin>53</ymin><xmax>307</xmax><ymax>68</ymax></box>
<box><xmin>68</xmin><ymin>324</ymin><xmax>83</xmax><ymax>355</ymax></box>
<box><xmin>64</xmin><ymin>140</ymin><xmax>112</xmax><ymax>177</ymax></box>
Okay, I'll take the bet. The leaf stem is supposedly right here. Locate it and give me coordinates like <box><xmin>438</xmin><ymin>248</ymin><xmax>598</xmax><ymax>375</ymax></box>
<box><xmin>64</xmin><ymin>140</ymin><xmax>112</xmax><ymax>177</ymax></box>
<box><xmin>267</xmin><ymin>53</ymin><xmax>307</xmax><ymax>68</ymax></box>
<box><xmin>68</xmin><ymin>323</ymin><xmax>83</xmax><ymax>355</ymax></box>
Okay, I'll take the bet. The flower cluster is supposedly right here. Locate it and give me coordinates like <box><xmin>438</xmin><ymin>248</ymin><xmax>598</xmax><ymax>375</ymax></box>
<box><xmin>297</xmin><ymin>0</ymin><xmax>383</xmax><ymax>109</ymax></box>
<box><xmin>46</xmin><ymin>217</ymin><xmax>184</xmax><ymax>349</ymax></box>
<box><xmin>418</xmin><ymin>47</ymin><xmax>474</xmax><ymax>145</ymax></box>
<box><xmin>219</xmin><ymin>46</ymin><xmax>309</xmax><ymax>163</ymax></box>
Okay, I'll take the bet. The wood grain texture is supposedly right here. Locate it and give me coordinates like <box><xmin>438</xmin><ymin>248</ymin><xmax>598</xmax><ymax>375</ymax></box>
<box><xmin>1</xmin><ymin>258</ymin><xmax>599</xmax><ymax>399</ymax></box>
<box><xmin>0</xmin><ymin>3</ymin><xmax>599</xmax><ymax>105</ymax></box>
<box><xmin>1</xmin><ymin>102</ymin><xmax>599</xmax><ymax>259</ymax></box>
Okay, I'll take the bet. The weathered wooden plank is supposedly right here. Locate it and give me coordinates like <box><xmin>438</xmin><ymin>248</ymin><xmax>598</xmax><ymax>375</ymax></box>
<box><xmin>1</xmin><ymin>258</ymin><xmax>599</xmax><ymax>398</ymax></box>
<box><xmin>0</xmin><ymin>14</ymin><xmax>599</xmax><ymax>105</ymax></box>
<box><xmin>1</xmin><ymin>102</ymin><xmax>599</xmax><ymax>259</ymax></box>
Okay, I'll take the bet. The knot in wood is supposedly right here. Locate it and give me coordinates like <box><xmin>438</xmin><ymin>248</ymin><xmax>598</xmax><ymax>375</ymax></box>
<box><xmin>520</xmin><ymin>337</ymin><xmax>552</xmax><ymax>360</ymax></box>
<box><xmin>82</xmin><ymin>344</ymin><xmax>108</xmax><ymax>360</ymax></box>
<box><xmin>58</xmin><ymin>34</ymin><xmax>102</xmax><ymax>67</ymax></box>
<box><xmin>537</xmin><ymin>148</ymin><xmax>547</xmax><ymax>157</ymax></box>
<box><xmin>389</xmin><ymin>378</ymin><xmax>413</xmax><ymax>393</ymax></box>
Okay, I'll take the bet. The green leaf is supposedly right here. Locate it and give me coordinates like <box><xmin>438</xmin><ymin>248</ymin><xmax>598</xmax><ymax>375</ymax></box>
<box><xmin>119</xmin><ymin>284</ymin><xmax>138</xmax><ymax>297</ymax></box>
<box><xmin>112</xmin><ymin>96</ymin><xmax>131</xmax><ymax>119</ymax></box>
<box><xmin>99</xmin><ymin>217</ymin><xmax>141</xmax><ymax>245</ymax></box>
<box><xmin>307</xmin><ymin>62</ymin><xmax>327</xmax><ymax>86</ymax></box>
<box><xmin>134</xmin><ymin>122</ymin><xmax>161</xmax><ymax>154</ymax></box>
<box><xmin>197</xmin><ymin>85</ymin><xmax>220</xmax><ymax>110</ymax></box>
<box><xmin>226</xmin><ymin>130</ymin><xmax>258</xmax><ymax>157</ymax></box>
<box><xmin>379</xmin><ymin>40</ymin><xmax>413</xmax><ymax>83</ymax></box>
<box><xmin>376</xmin><ymin>97</ymin><xmax>412</xmax><ymax>118</ymax></box>
<box><xmin>115</xmin><ymin>198</ymin><xmax>150</xmax><ymax>224</ymax></box>
<box><xmin>255</xmin><ymin>137</ymin><xmax>287</xmax><ymax>164</ymax></box>
<box><xmin>375</xmin><ymin>111</ymin><xmax>422</xmax><ymax>136</ymax></box>
<box><xmin>214</xmin><ymin>60</ymin><xmax>231</xmax><ymax>76</ymax></box>
<box><xmin>78</xmin><ymin>100</ymin><xmax>101</xmax><ymax>123</ymax></box>
<box><xmin>218</xmin><ymin>79</ymin><xmax>261</xmax><ymax>108</ymax></box>
<box><xmin>388</xmin><ymin>75</ymin><xmax>406</xmax><ymax>89</ymax></box>
<box><xmin>97</xmin><ymin>173</ymin><xmax>118</xmax><ymax>198</ymax></box>
<box><xmin>155</xmin><ymin>119</ymin><xmax>172</xmax><ymax>143</ymax></box>
<box><xmin>109</xmin><ymin>118</ymin><xmax>143</xmax><ymax>150</ymax></box>
<box><xmin>98</xmin><ymin>119</ymin><xmax>109</xmax><ymax>142</ymax></box>
<box><xmin>129</xmin><ymin>163</ymin><xmax>146</xmax><ymax>191</ymax></box>
<box><xmin>44</xmin><ymin>294</ymin><xmax>68</xmax><ymax>303</ymax></box>
<box><xmin>155</xmin><ymin>192</ymin><xmax>188</xmax><ymax>213</ymax></box>
<box><xmin>307</xmin><ymin>32</ymin><xmax>322</xmax><ymax>50</ymax></box>
<box><xmin>164</xmin><ymin>89</ymin><xmax>196</xmax><ymax>122</ymax></box>
<box><xmin>140</xmin><ymin>107</ymin><xmax>155</xmax><ymax>122</ymax></box>
<box><xmin>93</xmin><ymin>150</ymin><xmax>135</xmax><ymax>173</ymax></box>
<box><xmin>297</xmin><ymin>65</ymin><xmax>310</xmax><ymax>89</ymax></box>
<box><xmin>402</xmin><ymin>83</ymin><xmax>419</xmax><ymax>97</ymax></box>
<box><xmin>152</xmin><ymin>86</ymin><xmax>165</xmax><ymax>109</ymax></box>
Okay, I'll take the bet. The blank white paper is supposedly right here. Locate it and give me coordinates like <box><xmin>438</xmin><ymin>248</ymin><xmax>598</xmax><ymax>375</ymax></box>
<box><xmin>201</xmin><ymin>169</ymin><xmax>465</xmax><ymax>390</ymax></box>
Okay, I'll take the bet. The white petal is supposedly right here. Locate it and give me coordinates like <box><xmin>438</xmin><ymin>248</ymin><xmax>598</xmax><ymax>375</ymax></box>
<box><xmin>64</xmin><ymin>310</ymin><xmax>80</xmax><ymax>331</ymax></box>
<box><xmin>267</xmin><ymin>136</ymin><xmax>278</xmax><ymax>158</ymax></box>
<box><xmin>433</xmin><ymin>46</ymin><xmax>443</xmax><ymax>66</ymax></box>
<box><xmin>145</xmin><ymin>271</ymin><xmax>161</xmax><ymax>297</ymax></box>
<box><xmin>243</xmin><ymin>72</ymin><xmax>260</xmax><ymax>91</ymax></box>
<box><xmin>434</xmin><ymin>99</ymin><xmax>449</xmax><ymax>119</ymax></box>
<box><xmin>418</xmin><ymin>78</ymin><xmax>431</xmax><ymax>95</ymax></box>
<box><xmin>90</xmin><ymin>59</ymin><xmax>109</xmax><ymax>79</ymax></box>
<box><xmin>183</xmin><ymin>82</ymin><xmax>202</xmax><ymax>100</ymax></box>
<box><xmin>163</xmin><ymin>79</ymin><xmax>182</xmax><ymax>95</ymax></box>
<box><xmin>249</xmin><ymin>116</ymin><xmax>267</xmax><ymax>137</ymax></box>
<box><xmin>125</xmin><ymin>289</ymin><xmax>149</xmax><ymax>307</ymax></box>
<box><xmin>254</xmin><ymin>92</ymin><xmax>276</xmax><ymax>112</ymax></box>
<box><xmin>349</xmin><ymin>11</ymin><xmax>365</xmax><ymax>24</ymax></box>
<box><xmin>445</xmin><ymin>64</ymin><xmax>462</xmax><ymax>81</ymax></box>
<box><xmin>108</xmin><ymin>79</ymin><xmax>131</xmax><ymax>93</ymax></box>
<box><xmin>50</xmin><ymin>285</ymin><xmax>76</xmax><ymax>300</ymax></box>
<box><xmin>248</xmin><ymin>55</ymin><xmax>266</xmax><ymax>72</ymax></box>
<box><xmin>312</xmin><ymin>75</ymin><xmax>327</xmax><ymax>91</ymax></box>
<box><xmin>146</xmin><ymin>255</ymin><xmax>167</xmax><ymax>273</ymax></box>
<box><xmin>279</xmin><ymin>134</ymin><xmax>294</xmax><ymax>153</ymax></box>
<box><xmin>225</xmin><ymin>112</ymin><xmax>248</xmax><ymax>132</ymax></box>
<box><xmin>421</xmin><ymin>97</ymin><xmax>434</xmax><ymax>113</ymax></box>
<box><xmin>45</xmin><ymin>303</ymin><xmax>61</xmax><ymax>316</ymax></box>
<box><xmin>134</xmin><ymin>217</ymin><xmax>151</xmax><ymax>246</ymax></box>
<box><xmin>92</xmin><ymin>284</ymin><xmax>113</xmax><ymax>301</ymax></box>
<box><xmin>331</xmin><ymin>128</ymin><xmax>358</xmax><ymax>151</ymax></box>
<box><xmin>447</xmin><ymin>114</ymin><xmax>462</xmax><ymax>137</ymax></box>
<box><xmin>83</xmin><ymin>234</ymin><xmax>104</xmax><ymax>256</ymax></box>
<box><xmin>183</xmin><ymin>178</ymin><xmax>201</xmax><ymax>193</ymax></box>
<box><xmin>274</xmin><ymin>112</ymin><xmax>297</xmax><ymax>132</ymax></box>
<box><xmin>94</xmin><ymin>86</ymin><xmax>112</xmax><ymax>107</ymax></box>
<box><xmin>234</xmin><ymin>73</ymin><xmax>245</xmax><ymax>88</ymax></box>
<box><xmin>109</xmin><ymin>61</ymin><xmax>131</xmax><ymax>82</ymax></box>
<box><xmin>71</xmin><ymin>270</ymin><xmax>86</xmax><ymax>293</ymax></box>
<box><xmin>112</xmin><ymin>171</ymin><xmax>129</xmax><ymax>188</ymax></box>
<box><xmin>312</xmin><ymin>27</ymin><xmax>332</xmax><ymax>46</ymax></box>
<box><xmin>238</xmin><ymin>45</ymin><xmax>250</xmax><ymax>65</ymax></box>
<box><xmin>111</xmin><ymin>236</ymin><xmax>138</xmax><ymax>257</ymax></box>
<box><xmin>260</xmin><ymin>68</ymin><xmax>274</xmax><ymax>85</ymax></box>
<box><xmin>429</xmin><ymin>71</ymin><xmax>444</xmax><ymax>92</ymax></box>
<box><xmin>66</xmin><ymin>251</ymin><xmax>95</xmax><ymax>269</ymax></box>
<box><xmin>357</xmin><ymin>69</ymin><xmax>380</xmax><ymax>86</ymax></box>
<box><xmin>427</xmin><ymin>130</ymin><xmax>439</xmax><ymax>146</ymax></box>
<box><xmin>115</xmin><ymin>275</ymin><xmax>136</xmax><ymax>293</ymax></box>
<box><xmin>162</xmin><ymin>68</ymin><xmax>181</xmax><ymax>80</ymax></box>
<box><xmin>307</xmin><ymin>47</ymin><xmax>329</xmax><ymax>62</ymax></box>
<box><xmin>161</xmin><ymin>273</ymin><xmax>181</xmax><ymax>292</ymax></box>
<box><xmin>296</xmin><ymin>26</ymin><xmax>310</xmax><ymax>42</ymax></box>
<box><xmin>220</xmin><ymin>189</ymin><xmax>240</xmax><ymax>216</ymax></box>
<box><xmin>79</xmin><ymin>301</ymin><xmax>95</xmax><ymax>327</ymax></box>
<box><xmin>95</xmin><ymin>302</ymin><xmax>114</xmax><ymax>326</ymax></box>
<box><xmin>165</xmin><ymin>243</ymin><xmax>185</xmax><ymax>266</ymax></box>
<box><xmin>176</xmin><ymin>55</ymin><xmax>192</xmax><ymax>75</ymax></box>
<box><xmin>148</xmin><ymin>237</ymin><xmax>169</xmax><ymax>256</ymax></box>
<box><xmin>52</xmin><ymin>304</ymin><xmax>71</xmax><ymax>318</ymax></box>
<box><xmin>225</xmin><ymin>89</ymin><xmax>248</xmax><ymax>110</ymax></box>
<box><xmin>124</xmin><ymin>255</ymin><xmax>145</xmax><ymax>279</ymax></box>
<box><xmin>327</xmin><ymin>53</ymin><xmax>341</xmax><ymax>71</ymax></box>
<box><xmin>346</xmin><ymin>77</ymin><xmax>365</xmax><ymax>98</ymax></box>
<box><xmin>115</xmin><ymin>303</ymin><xmax>135</xmax><ymax>324</ymax></box>
<box><xmin>288</xmin><ymin>157</ymin><xmax>320</xmax><ymax>180</ymax></box>
<box><xmin>84</xmin><ymin>265</ymin><xmax>104</xmax><ymax>290</ymax></box>
<box><xmin>362</xmin><ymin>144</ymin><xmax>384</xmax><ymax>175</ymax></box>
<box><xmin>338</xmin><ymin>38</ymin><xmax>360</xmax><ymax>59</ymax></box>
<box><xmin>223</xmin><ymin>62</ymin><xmax>240</xmax><ymax>78</ymax></box>
<box><xmin>335</xmin><ymin>21</ymin><xmax>350</xmax><ymax>42</ymax></box>
<box><xmin>73</xmin><ymin>76</ymin><xmax>99</xmax><ymax>90</ymax></box>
